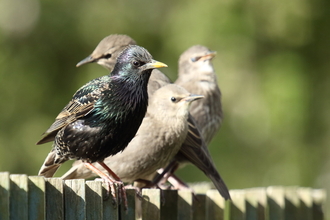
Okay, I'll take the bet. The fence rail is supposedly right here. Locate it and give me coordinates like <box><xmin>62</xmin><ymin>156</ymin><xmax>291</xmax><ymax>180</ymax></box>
<box><xmin>0</xmin><ymin>172</ymin><xmax>326</xmax><ymax>220</ymax></box>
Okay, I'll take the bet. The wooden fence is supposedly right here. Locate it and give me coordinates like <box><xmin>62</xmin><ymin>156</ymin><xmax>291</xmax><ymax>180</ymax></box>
<box><xmin>0</xmin><ymin>172</ymin><xmax>326</xmax><ymax>220</ymax></box>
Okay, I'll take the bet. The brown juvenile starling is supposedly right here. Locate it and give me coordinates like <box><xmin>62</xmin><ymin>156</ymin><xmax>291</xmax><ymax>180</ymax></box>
<box><xmin>175</xmin><ymin>45</ymin><xmax>222</xmax><ymax>145</ymax></box>
<box><xmin>37</xmin><ymin>45</ymin><xmax>167</xmax><ymax>204</ymax></box>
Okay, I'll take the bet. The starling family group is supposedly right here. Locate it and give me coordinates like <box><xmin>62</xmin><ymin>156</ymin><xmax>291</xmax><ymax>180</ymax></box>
<box><xmin>37</xmin><ymin>34</ymin><xmax>231</xmax><ymax>205</ymax></box>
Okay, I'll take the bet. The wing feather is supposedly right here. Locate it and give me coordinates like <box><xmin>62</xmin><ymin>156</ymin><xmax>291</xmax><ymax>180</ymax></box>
<box><xmin>36</xmin><ymin>76</ymin><xmax>110</xmax><ymax>145</ymax></box>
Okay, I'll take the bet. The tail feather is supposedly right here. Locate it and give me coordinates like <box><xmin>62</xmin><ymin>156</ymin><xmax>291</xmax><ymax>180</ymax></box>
<box><xmin>177</xmin><ymin>142</ymin><xmax>231</xmax><ymax>200</ymax></box>
<box><xmin>38</xmin><ymin>149</ymin><xmax>66</xmax><ymax>178</ymax></box>
<box><xmin>206</xmin><ymin>169</ymin><xmax>231</xmax><ymax>200</ymax></box>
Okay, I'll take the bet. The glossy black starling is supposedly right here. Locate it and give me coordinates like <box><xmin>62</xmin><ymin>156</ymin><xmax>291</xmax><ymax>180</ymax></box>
<box><xmin>63</xmin><ymin>84</ymin><xmax>203</xmax><ymax>184</ymax></box>
<box><xmin>175</xmin><ymin>45</ymin><xmax>222</xmax><ymax>145</ymax></box>
<box><xmin>37</xmin><ymin>45</ymin><xmax>167</xmax><ymax>202</ymax></box>
<box><xmin>65</xmin><ymin>35</ymin><xmax>230</xmax><ymax>200</ymax></box>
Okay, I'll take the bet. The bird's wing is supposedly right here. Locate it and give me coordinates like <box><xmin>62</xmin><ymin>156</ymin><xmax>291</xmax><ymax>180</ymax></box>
<box><xmin>176</xmin><ymin>116</ymin><xmax>230</xmax><ymax>200</ymax></box>
<box><xmin>36</xmin><ymin>76</ymin><xmax>110</xmax><ymax>145</ymax></box>
<box><xmin>183</xmin><ymin>114</ymin><xmax>204</xmax><ymax>150</ymax></box>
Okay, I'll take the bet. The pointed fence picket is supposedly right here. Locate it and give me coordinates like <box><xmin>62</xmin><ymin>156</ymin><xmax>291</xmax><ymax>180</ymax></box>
<box><xmin>0</xmin><ymin>172</ymin><xmax>326</xmax><ymax>220</ymax></box>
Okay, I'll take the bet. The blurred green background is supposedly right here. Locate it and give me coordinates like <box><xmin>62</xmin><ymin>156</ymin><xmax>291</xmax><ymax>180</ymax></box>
<box><xmin>0</xmin><ymin>0</ymin><xmax>329</xmax><ymax>210</ymax></box>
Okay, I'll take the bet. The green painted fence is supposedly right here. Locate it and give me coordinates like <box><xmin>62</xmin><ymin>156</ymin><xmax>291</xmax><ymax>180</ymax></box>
<box><xmin>0</xmin><ymin>172</ymin><xmax>326</xmax><ymax>220</ymax></box>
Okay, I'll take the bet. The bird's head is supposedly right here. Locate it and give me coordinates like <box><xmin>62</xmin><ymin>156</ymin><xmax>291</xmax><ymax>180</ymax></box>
<box><xmin>76</xmin><ymin>34</ymin><xmax>137</xmax><ymax>71</ymax></box>
<box><xmin>178</xmin><ymin>45</ymin><xmax>216</xmax><ymax>77</ymax></box>
<box><xmin>149</xmin><ymin>84</ymin><xmax>203</xmax><ymax>121</ymax></box>
<box><xmin>112</xmin><ymin>45</ymin><xmax>167</xmax><ymax>79</ymax></box>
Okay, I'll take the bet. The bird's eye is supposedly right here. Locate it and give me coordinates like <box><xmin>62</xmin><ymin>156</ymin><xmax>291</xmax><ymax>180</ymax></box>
<box><xmin>133</xmin><ymin>61</ymin><xmax>140</xmax><ymax>66</ymax></box>
<box><xmin>191</xmin><ymin>56</ymin><xmax>201</xmax><ymax>62</ymax></box>
<box><xmin>104</xmin><ymin>54</ymin><xmax>112</xmax><ymax>59</ymax></box>
<box><xmin>171</xmin><ymin>97</ymin><xmax>177</xmax><ymax>102</ymax></box>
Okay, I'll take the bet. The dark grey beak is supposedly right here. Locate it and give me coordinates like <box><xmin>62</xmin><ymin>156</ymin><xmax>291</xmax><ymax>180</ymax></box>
<box><xmin>181</xmin><ymin>94</ymin><xmax>204</xmax><ymax>103</ymax></box>
<box><xmin>76</xmin><ymin>55</ymin><xmax>95</xmax><ymax>67</ymax></box>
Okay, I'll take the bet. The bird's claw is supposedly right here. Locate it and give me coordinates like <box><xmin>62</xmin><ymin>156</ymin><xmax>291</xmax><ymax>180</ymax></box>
<box><xmin>101</xmin><ymin>177</ymin><xmax>127</xmax><ymax>209</ymax></box>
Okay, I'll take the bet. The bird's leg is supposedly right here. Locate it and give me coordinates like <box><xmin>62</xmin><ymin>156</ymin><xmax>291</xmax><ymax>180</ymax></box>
<box><xmin>152</xmin><ymin>161</ymin><xmax>198</xmax><ymax>200</ymax></box>
<box><xmin>161</xmin><ymin>161</ymin><xmax>180</xmax><ymax>183</ymax></box>
<box><xmin>166</xmin><ymin>173</ymin><xmax>198</xmax><ymax>201</ymax></box>
<box><xmin>149</xmin><ymin>160</ymin><xmax>178</xmax><ymax>188</ymax></box>
<box><xmin>167</xmin><ymin>173</ymin><xmax>192</xmax><ymax>191</ymax></box>
<box><xmin>155</xmin><ymin>161</ymin><xmax>193</xmax><ymax>192</ymax></box>
<box><xmin>98</xmin><ymin>161</ymin><xmax>127</xmax><ymax>209</ymax></box>
<box><xmin>84</xmin><ymin>162</ymin><xmax>125</xmax><ymax>209</ymax></box>
<box><xmin>147</xmin><ymin>160</ymin><xmax>181</xmax><ymax>190</ymax></box>
<box><xmin>98</xmin><ymin>161</ymin><xmax>121</xmax><ymax>180</ymax></box>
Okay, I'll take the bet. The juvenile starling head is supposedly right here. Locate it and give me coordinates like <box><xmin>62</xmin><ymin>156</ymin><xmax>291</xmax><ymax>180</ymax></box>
<box><xmin>77</xmin><ymin>34</ymin><xmax>137</xmax><ymax>70</ymax></box>
<box><xmin>178</xmin><ymin>45</ymin><xmax>216</xmax><ymax>79</ymax></box>
<box><xmin>149</xmin><ymin>84</ymin><xmax>203</xmax><ymax>120</ymax></box>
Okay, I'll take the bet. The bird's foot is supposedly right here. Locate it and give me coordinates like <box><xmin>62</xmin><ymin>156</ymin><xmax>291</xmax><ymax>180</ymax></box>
<box><xmin>84</xmin><ymin>162</ymin><xmax>127</xmax><ymax>208</ymax></box>
<box><xmin>101</xmin><ymin>176</ymin><xmax>127</xmax><ymax>209</ymax></box>
<box><xmin>100</xmin><ymin>176</ymin><xmax>117</xmax><ymax>205</ymax></box>
<box><xmin>118</xmin><ymin>181</ymin><xmax>128</xmax><ymax>210</ymax></box>
<box><xmin>167</xmin><ymin>175</ymin><xmax>199</xmax><ymax>201</ymax></box>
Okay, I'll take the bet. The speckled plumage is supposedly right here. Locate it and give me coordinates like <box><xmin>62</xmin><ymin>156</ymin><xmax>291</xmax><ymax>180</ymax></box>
<box><xmin>63</xmin><ymin>84</ymin><xmax>203</xmax><ymax>183</ymax></box>
<box><xmin>37</xmin><ymin>45</ymin><xmax>167</xmax><ymax>178</ymax></box>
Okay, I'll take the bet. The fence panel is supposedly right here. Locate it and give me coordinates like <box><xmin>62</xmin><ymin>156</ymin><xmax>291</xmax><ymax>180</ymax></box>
<box><xmin>0</xmin><ymin>172</ymin><xmax>326</xmax><ymax>220</ymax></box>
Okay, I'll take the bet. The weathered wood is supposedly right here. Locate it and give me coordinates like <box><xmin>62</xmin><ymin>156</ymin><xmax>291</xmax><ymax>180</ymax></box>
<box><xmin>86</xmin><ymin>180</ymin><xmax>103</xmax><ymax>220</ymax></box>
<box><xmin>0</xmin><ymin>172</ymin><xmax>10</xmax><ymax>220</ymax></box>
<box><xmin>10</xmin><ymin>174</ymin><xmax>28</xmax><ymax>220</ymax></box>
<box><xmin>206</xmin><ymin>189</ymin><xmax>225</xmax><ymax>220</ymax></box>
<box><xmin>192</xmin><ymin>194</ymin><xmax>207</xmax><ymax>220</ymax></box>
<box><xmin>178</xmin><ymin>190</ymin><xmax>193</xmax><ymax>220</ymax></box>
<box><xmin>312</xmin><ymin>189</ymin><xmax>326</xmax><ymax>220</ymax></box>
<box><xmin>245</xmin><ymin>187</ymin><xmax>267</xmax><ymax>220</ymax></box>
<box><xmin>120</xmin><ymin>188</ymin><xmax>137</xmax><ymax>220</ymax></box>
<box><xmin>141</xmin><ymin>188</ymin><xmax>161</xmax><ymax>220</ymax></box>
<box><xmin>28</xmin><ymin>176</ymin><xmax>45</xmax><ymax>220</ymax></box>
<box><xmin>0</xmin><ymin>172</ymin><xmax>327</xmax><ymax>220</ymax></box>
<box><xmin>284</xmin><ymin>186</ymin><xmax>300</xmax><ymax>220</ymax></box>
<box><xmin>160</xmin><ymin>189</ymin><xmax>178</xmax><ymax>220</ymax></box>
<box><xmin>267</xmin><ymin>186</ymin><xmax>285</xmax><ymax>220</ymax></box>
<box><xmin>297</xmin><ymin>187</ymin><xmax>313</xmax><ymax>220</ymax></box>
<box><xmin>64</xmin><ymin>179</ymin><xmax>86</xmax><ymax>220</ymax></box>
<box><xmin>45</xmin><ymin>178</ymin><xmax>64</xmax><ymax>220</ymax></box>
<box><xmin>229</xmin><ymin>190</ymin><xmax>246</xmax><ymax>220</ymax></box>
<box><xmin>102</xmin><ymin>182</ymin><xmax>119</xmax><ymax>220</ymax></box>
<box><xmin>190</xmin><ymin>182</ymin><xmax>213</xmax><ymax>194</ymax></box>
